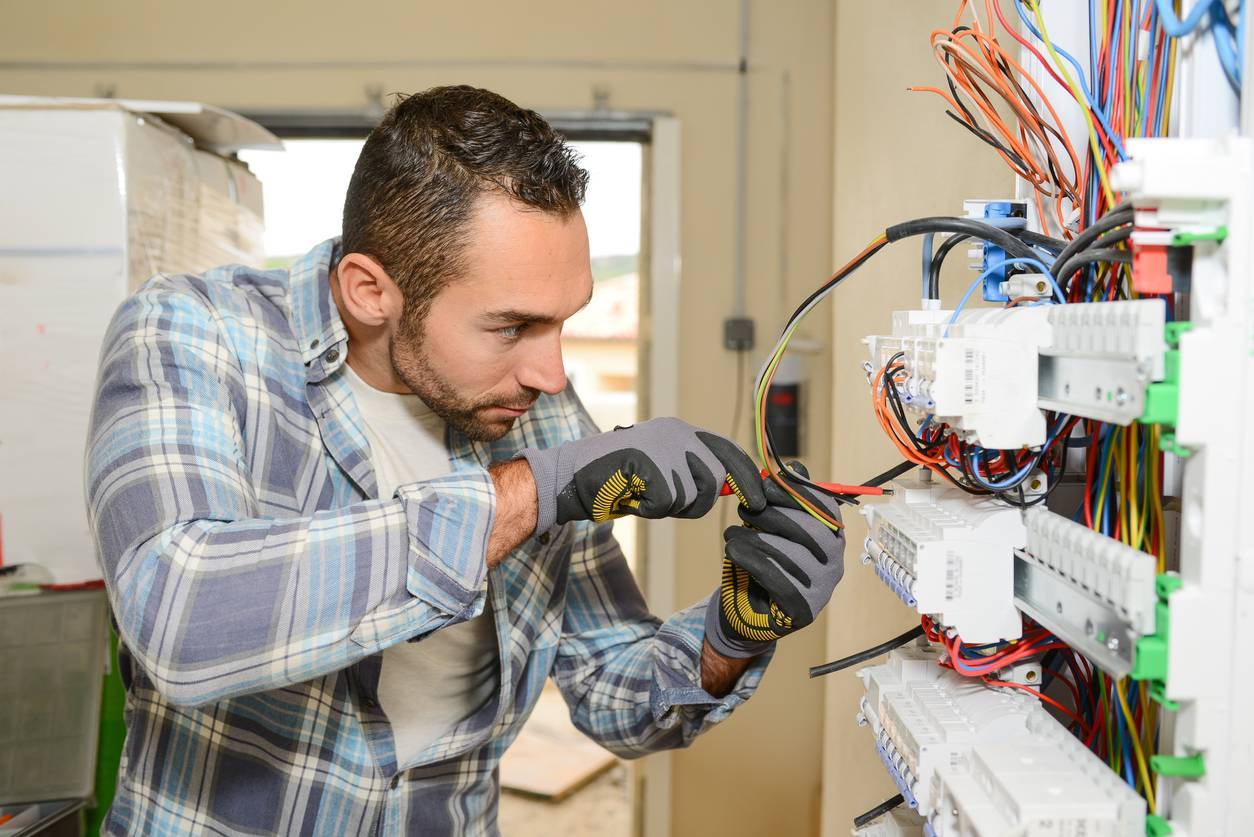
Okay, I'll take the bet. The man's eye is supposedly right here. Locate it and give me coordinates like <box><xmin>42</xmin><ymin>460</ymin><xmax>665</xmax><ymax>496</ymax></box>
<box><xmin>497</xmin><ymin>325</ymin><xmax>525</xmax><ymax>340</ymax></box>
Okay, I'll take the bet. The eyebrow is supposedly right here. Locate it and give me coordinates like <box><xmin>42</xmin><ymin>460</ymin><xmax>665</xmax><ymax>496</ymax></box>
<box><xmin>481</xmin><ymin>287</ymin><xmax>594</xmax><ymax>326</ymax></box>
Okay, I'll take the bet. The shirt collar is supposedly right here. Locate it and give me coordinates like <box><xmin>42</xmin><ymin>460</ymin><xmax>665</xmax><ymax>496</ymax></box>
<box><xmin>288</xmin><ymin>237</ymin><xmax>349</xmax><ymax>382</ymax></box>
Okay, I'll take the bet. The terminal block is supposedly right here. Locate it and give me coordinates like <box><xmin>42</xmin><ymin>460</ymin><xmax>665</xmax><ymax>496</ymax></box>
<box><xmin>1037</xmin><ymin>299</ymin><xmax>1167</xmax><ymax>425</ymax></box>
<box><xmin>858</xmin><ymin>649</ymin><xmax>1146</xmax><ymax>835</ymax></box>
<box><xmin>929</xmin><ymin>708</ymin><xmax>1146</xmax><ymax>836</ymax></box>
<box><xmin>865</xmin><ymin>299</ymin><xmax>1166</xmax><ymax>449</ymax></box>
<box><xmin>861</xmin><ymin>482</ymin><xmax>1026</xmax><ymax>644</ymax></box>
<box><xmin>1012</xmin><ymin>507</ymin><xmax>1158</xmax><ymax>678</ymax></box>
<box><xmin>865</xmin><ymin>306</ymin><xmax>1050</xmax><ymax>449</ymax></box>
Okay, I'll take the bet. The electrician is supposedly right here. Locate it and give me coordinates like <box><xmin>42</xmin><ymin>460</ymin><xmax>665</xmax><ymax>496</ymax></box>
<box><xmin>85</xmin><ymin>85</ymin><xmax>846</xmax><ymax>836</ymax></box>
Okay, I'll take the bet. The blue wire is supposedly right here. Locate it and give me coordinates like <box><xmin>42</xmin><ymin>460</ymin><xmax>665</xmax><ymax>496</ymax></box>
<box><xmin>943</xmin><ymin>255</ymin><xmax>1058</xmax><ymax>337</ymax></box>
<box><xmin>1015</xmin><ymin>0</ymin><xmax>1131</xmax><ymax>161</ymax></box>
<box><xmin>1153</xmin><ymin>0</ymin><xmax>1243</xmax><ymax>90</ymax></box>
<box><xmin>1154</xmin><ymin>0</ymin><xmax>1228</xmax><ymax>37</ymax></box>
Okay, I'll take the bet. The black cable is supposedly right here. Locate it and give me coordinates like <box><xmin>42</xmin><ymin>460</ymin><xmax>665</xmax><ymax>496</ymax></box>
<box><xmin>1053</xmin><ymin>248</ymin><xmax>1132</xmax><ymax>287</ymax></box>
<box><xmin>853</xmin><ymin>795</ymin><xmax>905</xmax><ymax>829</ymax></box>
<box><xmin>928</xmin><ymin>233</ymin><xmax>970</xmax><ymax>299</ymax></box>
<box><xmin>1018</xmin><ymin>229</ymin><xmax>1066</xmax><ymax>251</ymax></box>
<box><xmin>928</xmin><ymin>229</ymin><xmax>1064</xmax><ymax>300</ymax></box>
<box><xmin>1050</xmin><ymin>203</ymin><xmax>1133</xmax><ymax>279</ymax></box>
<box><xmin>861</xmin><ymin>460</ymin><xmax>918</xmax><ymax>488</ymax></box>
<box><xmin>886</xmin><ymin>217</ymin><xmax>1040</xmax><ymax>263</ymax></box>
<box><xmin>809</xmin><ymin>625</ymin><xmax>925</xmax><ymax>678</ymax></box>
<box><xmin>1091</xmin><ymin>225</ymin><xmax>1132</xmax><ymax>250</ymax></box>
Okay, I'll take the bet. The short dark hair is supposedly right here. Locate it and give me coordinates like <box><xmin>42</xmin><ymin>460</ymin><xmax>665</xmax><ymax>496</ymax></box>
<box><xmin>341</xmin><ymin>85</ymin><xmax>589</xmax><ymax>323</ymax></box>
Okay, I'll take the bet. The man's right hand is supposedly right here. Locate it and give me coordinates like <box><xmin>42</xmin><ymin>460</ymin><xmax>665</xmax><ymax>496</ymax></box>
<box><xmin>518</xmin><ymin>417</ymin><xmax>766</xmax><ymax>534</ymax></box>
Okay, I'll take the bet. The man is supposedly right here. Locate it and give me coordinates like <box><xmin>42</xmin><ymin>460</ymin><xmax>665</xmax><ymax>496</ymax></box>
<box><xmin>86</xmin><ymin>85</ymin><xmax>845</xmax><ymax>836</ymax></box>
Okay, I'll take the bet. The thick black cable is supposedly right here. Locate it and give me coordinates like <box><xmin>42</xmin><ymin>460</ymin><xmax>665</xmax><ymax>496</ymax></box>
<box><xmin>886</xmin><ymin>217</ymin><xmax>1040</xmax><ymax>263</ymax></box>
<box><xmin>928</xmin><ymin>233</ymin><xmax>970</xmax><ymax>299</ymax></box>
<box><xmin>1090</xmin><ymin>225</ymin><xmax>1132</xmax><ymax>250</ymax></box>
<box><xmin>1050</xmin><ymin>203</ymin><xmax>1133</xmax><ymax>278</ymax></box>
<box><xmin>1053</xmin><ymin>248</ymin><xmax>1132</xmax><ymax>287</ymax></box>
<box><xmin>853</xmin><ymin>795</ymin><xmax>905</xmax><ymax>829</ymax></box>
<box><xmin>809</xmin><ymin>625</ymin><xmax>926</xmax><ymax>678</ymax></box>
<box><xmin>1018</xmin><ymin>229</ymin><xmax>1066</xmax><ymax>252</ymax></box>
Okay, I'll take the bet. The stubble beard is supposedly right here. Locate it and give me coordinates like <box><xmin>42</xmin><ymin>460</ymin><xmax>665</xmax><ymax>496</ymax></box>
<box><xmin>390</xmin><ymin>319</ymin><xmax>537</xmax><ymax>443</ymax></box>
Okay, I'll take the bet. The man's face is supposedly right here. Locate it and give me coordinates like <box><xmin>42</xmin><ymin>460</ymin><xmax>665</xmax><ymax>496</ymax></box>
<box><xmin>391</xmin><ymin>192</ymin><xmax>594</xmax><ymax>441</ymax></box>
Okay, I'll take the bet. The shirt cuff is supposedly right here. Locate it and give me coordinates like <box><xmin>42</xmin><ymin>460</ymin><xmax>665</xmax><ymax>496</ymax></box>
<box><xmin>647</xmin><ymin>599</ymin><xmax>775</xmax><ymax>735</ymax></box>
<box><xmin>396</xmin><ymin>469</ymin><xmax>495</xmax><ymax>619</ymax></box>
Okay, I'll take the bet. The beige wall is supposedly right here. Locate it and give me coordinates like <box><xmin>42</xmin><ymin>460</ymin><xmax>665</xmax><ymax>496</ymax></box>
<box><xmin>0</xmin><ymin>3</ymin><xmax>836</xmax><ymax>835</ymax></box>
<box><xmin>822</xmin><ymin>2</ymin><xmax>1012</xmax><ymax>834</ymax></box>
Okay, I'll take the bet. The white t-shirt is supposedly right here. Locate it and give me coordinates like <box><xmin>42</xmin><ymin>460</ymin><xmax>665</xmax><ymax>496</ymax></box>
<box><xmin>342</xmin><ymin>363</ymin><xmax>498</xmax><ymax>768</ymax></box>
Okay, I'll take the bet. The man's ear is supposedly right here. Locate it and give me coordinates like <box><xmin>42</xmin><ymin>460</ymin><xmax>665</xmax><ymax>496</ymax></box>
<box><xmin>336</xmin><ymin>252</ymin><xmax>404</xmax><ymax>327</ymax></box>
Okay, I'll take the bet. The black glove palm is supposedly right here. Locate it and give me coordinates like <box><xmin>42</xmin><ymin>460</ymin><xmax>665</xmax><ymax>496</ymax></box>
<box><xmin>706</xmin><ymin>464</ymin><xmax>846</xmax><ymax>658</ymax></box>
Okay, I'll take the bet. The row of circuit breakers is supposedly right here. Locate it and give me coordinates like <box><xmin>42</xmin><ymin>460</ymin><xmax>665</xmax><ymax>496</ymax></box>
<box><xmin>849</xmin><ymin>207</ymin><xmax>1179</xmax><ymax>835</ymax></box>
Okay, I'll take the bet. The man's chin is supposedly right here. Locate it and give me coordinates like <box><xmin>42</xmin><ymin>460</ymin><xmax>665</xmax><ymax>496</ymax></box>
<box><xmin>454</xmin><ymin>413</ymin><xmax>519</xmax><ymax>443</ymax></box>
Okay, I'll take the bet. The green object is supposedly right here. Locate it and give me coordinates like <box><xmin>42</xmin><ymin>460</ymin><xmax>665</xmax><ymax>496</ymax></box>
<box><xmin>1171</xmin><ymin>226</ymin><xmax>1228</xmax><ymax>246</ymax></box>
<box><xmin>86</xmin><ymin>629</ymin><xmax>126</xmax><ymax>836</ymax></box>
<box><xmin>1151</xmin><ymin>753</ymin><xmax>1207</xmax><ymax>778</ymax></box>
<box><xmin>1139</xmin><ymin>323</ymin><xmax>1191</xmax><ymax>428</ymax></box>
<box><xmin>1164</xmin><ymin>322</ymin><xmax>1195</xmax><ymax>345</ymax></box>
<box><xmin>1145</xmin><ymin>814</ymin><xmax>1174</xmax><ymax>836</ymax></box>
<box><xmin>1133</xmin><ymin>573</ymin><xmax>1181</xmax><ymax>709</ymax></box>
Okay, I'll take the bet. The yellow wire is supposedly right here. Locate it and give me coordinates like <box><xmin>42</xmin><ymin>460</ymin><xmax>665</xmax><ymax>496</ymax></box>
<box><xmin>1116</xmin><ymin>678</ymin><xmax>1158</xmax><ymax>810</ymax></box>
<box><xmin>1029</xmin><ymin>1</ymin><xmax>1118</xmax><ymax>206</ymax></box>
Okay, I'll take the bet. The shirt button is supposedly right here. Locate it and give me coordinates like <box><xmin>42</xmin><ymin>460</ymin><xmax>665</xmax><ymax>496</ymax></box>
<box><xmin>362</xmin><ymin>695</ymin><xmax>378</xmax><ymax>710</ymax></box>
<box><xmin>538</xmin><ymin>532</ymin><xmax>551</xmax><ymax>546</ymax></box>
<box><xmin>324</xmin><ymin>348</ymin><xmax>340</xmax><ymax>364</ymax></box>
<box><xmin>390</xmin><ymin>775</ymin><xmax>400</xmax><ymax>790</ymax></box>
<box><xmin>309</xmin><ymin>338</ymin><xmax>320</xmax><ymax>350</ymax></box>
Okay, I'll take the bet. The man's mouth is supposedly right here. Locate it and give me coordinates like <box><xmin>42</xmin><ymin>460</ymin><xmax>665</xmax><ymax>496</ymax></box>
<box><xmin>487</xmin><ymin>402</ymin><xmax>534</xmax><ymax>418</ymax></box>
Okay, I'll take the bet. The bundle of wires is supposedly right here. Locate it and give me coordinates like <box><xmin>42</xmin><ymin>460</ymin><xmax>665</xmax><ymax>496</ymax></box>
<box><xmin>760</xmin><ymin>0</ymin><xmax>1191</xmax><ymax>806</ymax></box>
<box><xmin>921</xmin><ymin>615</ymin><xmax>1159</xmax><ymax>807</ymax></box>
<box><xmin>894</xmin><ymin>0</ymin><xmax>1188</xmax><ymax>808</ymax></box>
<box><xmin>911</xmin><ymin>0</ymin><xmax>1085</xmax><ymax>233</ymax></box>
<box><xmin>751</xmin><ymin>214</ymin><xmax>1074</xmax><ymax>530</ymax></box>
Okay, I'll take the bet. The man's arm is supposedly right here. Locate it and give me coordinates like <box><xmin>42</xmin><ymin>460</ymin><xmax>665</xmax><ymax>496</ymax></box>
<box><xmin>700</xmin><ymin>639</ymin><xmax>755</xmax><ymax>698</ymax></box>
<box><xmin>486</xmin><ymin>459</ymin><xmax>537</xmax><ymax>568</ymax></box>
<box><xmin>88</xmin><ymin>283</ymin><xmax>521</xmax><ymax>707</ymax></box>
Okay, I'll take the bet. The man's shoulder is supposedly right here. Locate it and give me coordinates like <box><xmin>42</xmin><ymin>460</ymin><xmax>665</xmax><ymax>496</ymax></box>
<box><xmin>133</xmin><ymin>263</ymin><xmax>291</xmax><ymax>322</ymax></box>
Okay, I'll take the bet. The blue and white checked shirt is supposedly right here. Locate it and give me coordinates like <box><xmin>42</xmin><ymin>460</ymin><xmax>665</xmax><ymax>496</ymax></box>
<box><xmin>85</xmin><ymin>239</ymin><xmax>771</xmax><ymax>836</ymax></box>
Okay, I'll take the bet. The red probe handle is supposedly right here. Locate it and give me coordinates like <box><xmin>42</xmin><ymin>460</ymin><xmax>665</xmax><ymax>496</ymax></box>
<box><xmin>719</xmin><ymin>470</ymin><xmax>888</xmax><ymax>497</ymax></box>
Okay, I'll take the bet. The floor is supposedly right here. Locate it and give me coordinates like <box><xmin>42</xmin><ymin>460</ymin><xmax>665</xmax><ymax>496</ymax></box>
<box><xmin>499</xmin><ymin>763</ymin><xmax>631</xmax><ymax>836</ymax></box>
<box><xmin>497</xmin><ymin>683</ymin><xmax>631</xmax><ymax>836</ymax></box>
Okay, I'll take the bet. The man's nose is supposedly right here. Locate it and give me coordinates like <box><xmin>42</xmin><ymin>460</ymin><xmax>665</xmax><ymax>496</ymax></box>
<box><xmin>516</xmin><ymin>332</ymin><xmax>567</xmax><ymax>395</ymax></box>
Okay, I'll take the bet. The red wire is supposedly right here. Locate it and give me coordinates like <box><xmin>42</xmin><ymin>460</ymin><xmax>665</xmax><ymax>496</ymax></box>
<box><xmin>986</xmin><ymin>677</ymin><xmax>1093</xmax><ymax>735</ymax></box>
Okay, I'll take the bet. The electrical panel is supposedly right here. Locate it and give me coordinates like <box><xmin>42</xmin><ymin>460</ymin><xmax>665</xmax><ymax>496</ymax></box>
<box><xmin>863</xmin><ymin>299</ymin><xmax>1166</xmax><ymax>450</ymax></box>
<box><xmin>787</xmin><ymin>2</ymin><xmax>1254</xmax><ymax>834</ymax></box>
<box><xmin>860</xmin><ymin>482</ymin><xmax>1025</xmax><ymax>643</ymax></box>
<box><xmin>856</xmin><ymin>649</ymin><xmax>1145</xmax><ymax>835</ymax></box>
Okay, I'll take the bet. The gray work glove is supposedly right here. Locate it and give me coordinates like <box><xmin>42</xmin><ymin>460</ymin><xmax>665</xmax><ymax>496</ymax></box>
<box><xmin>518</xmin><ymin>417</ymin><xmax>766</xmax><ymax>534</ymax></box>
<box><xmin>705</xmin><ymin>463</ymin><xmax>846</xmax><ymax>658</ymax></box>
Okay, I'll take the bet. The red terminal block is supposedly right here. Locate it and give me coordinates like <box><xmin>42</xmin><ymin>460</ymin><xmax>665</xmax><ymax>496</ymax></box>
<box><xmin>1130</xmin><ymin>227</ymin><xmax>1172</xmax><ymax>294</ymax></box>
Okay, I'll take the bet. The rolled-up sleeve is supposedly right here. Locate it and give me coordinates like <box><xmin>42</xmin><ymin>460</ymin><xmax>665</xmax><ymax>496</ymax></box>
<box><xmin>550</xmin><ymin>519</ymin><xmax>772</xmax><ymax>758</ymax></box>
<box><xmin>86</xmin><ymin>282</ymin><xmax>495</xmax><ymax>707</ymax></box>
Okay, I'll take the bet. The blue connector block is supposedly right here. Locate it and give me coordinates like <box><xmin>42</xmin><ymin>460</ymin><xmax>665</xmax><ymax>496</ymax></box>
<box><xmin>980</xmin><ymin>201</ymin><xmax>1014</xmax><ymax>302</ymax></box>
<box><xmin>875</xmin><ymin>561</ymin><xmax>917</xmax><ymax>607</ymax></box>
<box><xmin>874</xmin><ymin>738</ymin><xmax>919</xmax><ymax>809</ymax></box>
<box><xmin>923</xmin><ymin>821</ymin><xmax>938</xmax><ymax>837</ymax></box>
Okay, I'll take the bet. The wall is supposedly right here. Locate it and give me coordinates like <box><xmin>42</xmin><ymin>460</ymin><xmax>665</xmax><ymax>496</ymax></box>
<box><xmin>0</xmin><ymin>2</ymin><xmax>836</xmax><ymax>835</ymax></box>
<box><xmin>822</xmin><ymin>2</ymin><xmax>1012</xmax><ymax>834</ymax></box>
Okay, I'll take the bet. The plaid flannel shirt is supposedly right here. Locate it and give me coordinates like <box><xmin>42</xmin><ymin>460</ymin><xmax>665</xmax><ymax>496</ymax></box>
<box><xmin>85</xmin><ymin>239</ymin><xmax>771</xmax><ymax>836</ymax></box>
